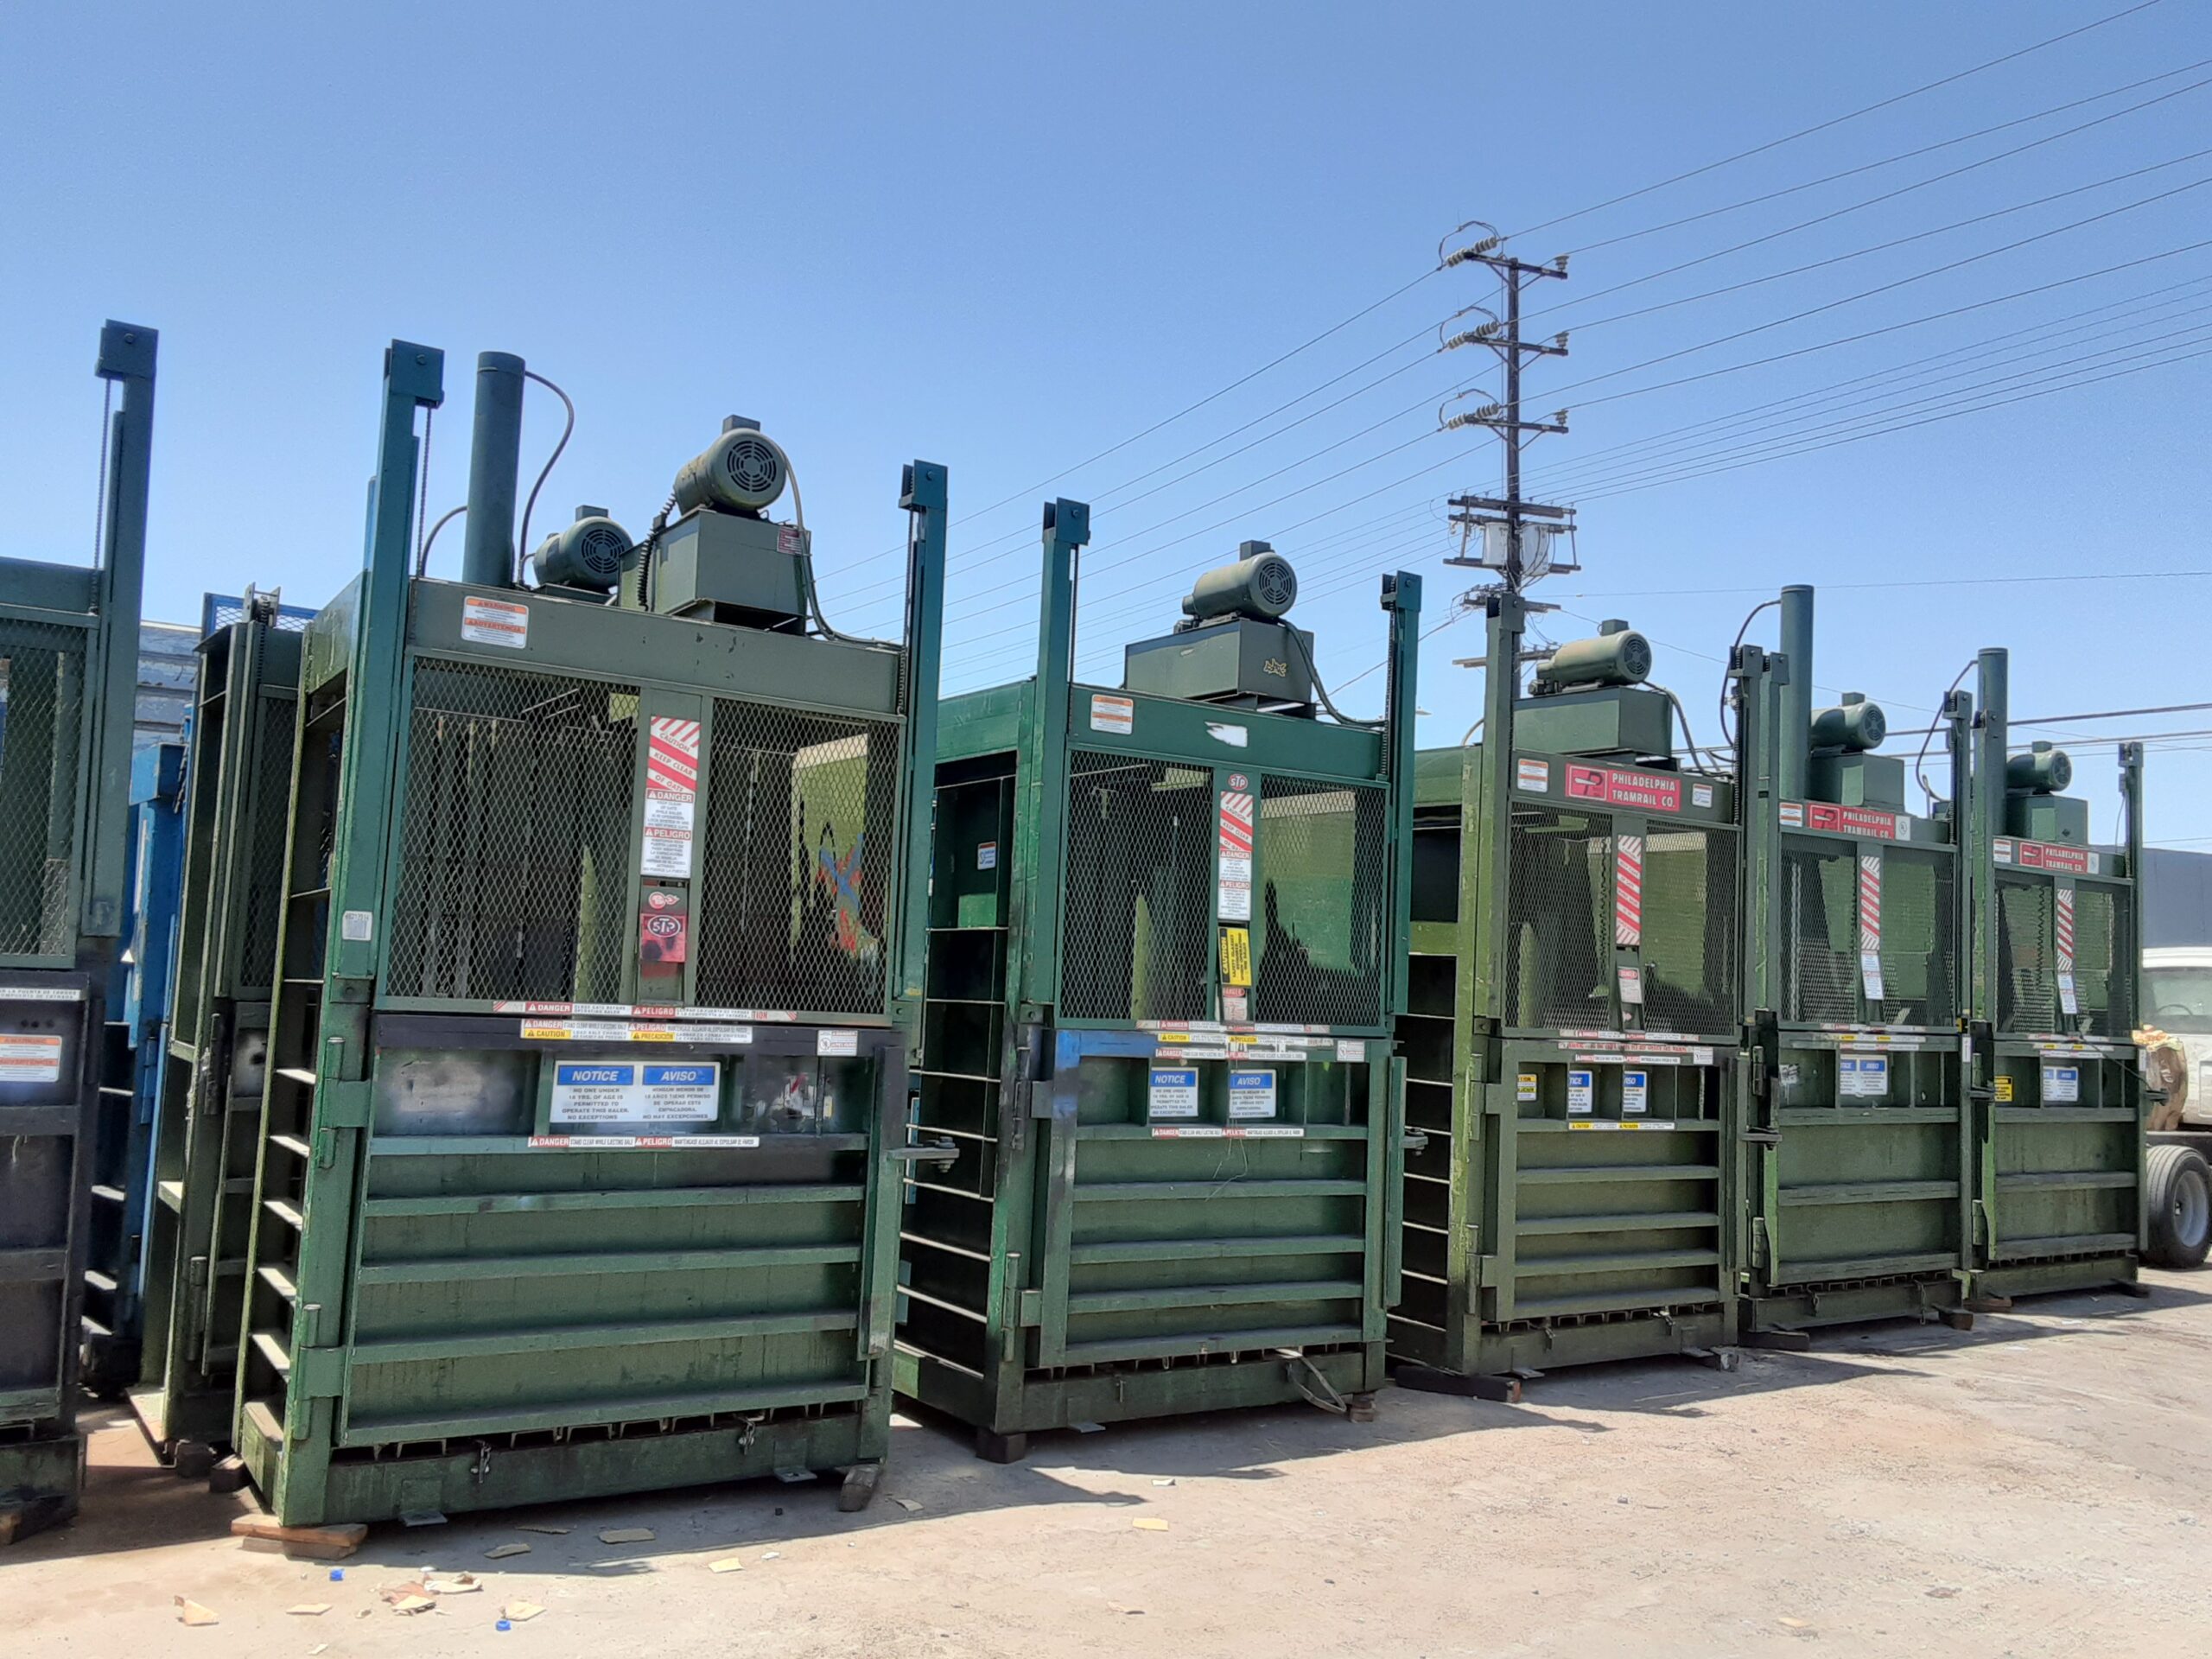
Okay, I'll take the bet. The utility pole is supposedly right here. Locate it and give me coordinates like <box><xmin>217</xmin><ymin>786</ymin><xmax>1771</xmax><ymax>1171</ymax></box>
<box><xmin>1438</xmin><ymin>222</ymin><xmax>1575</xmax><ymax>602</ymax></box>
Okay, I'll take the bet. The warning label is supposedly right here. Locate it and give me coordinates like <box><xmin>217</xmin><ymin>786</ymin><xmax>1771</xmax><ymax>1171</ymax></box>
<box><xmin>642</xmin><ymin>716</ymin><xmax>701</xmax><ymax>878</ymax></box>
<box><xmin>1090</xmin><ymin>694</ymin><xmax>1134</xmax><ymax>735</ymax></box>
<box><xmin>1220</xmin><ymin>925</ymin><xmax>1252</xmax><ymax>988</ymax></box>
<box><xmin>0</xmin><ymin>1033</ymin><xmax>64</xmax><ymax>1083</ymax></box>
<box><xmin>461</xmin><ymin>594</ymin><xmax>530</xmax><ymax>650</ymax></box>
<box><xmin>1217</xmin><ymin>789</ymin><xmax>1255</xmax><ymax>921</ymax></box>
<box><xmin>1149</xmin><ymin>1066</ymin><xmax>1199</xmax><ymax>1120</ymax></box>
<box><xmin>1516</xmin><ymin>757</ymin><xmax>1549</xmax><ymax>793</ymax></box>
<box><xmin>1227</xmin><ymin>1067</ymin><xmax>1277</xmax><ymax>1120</ymax></box>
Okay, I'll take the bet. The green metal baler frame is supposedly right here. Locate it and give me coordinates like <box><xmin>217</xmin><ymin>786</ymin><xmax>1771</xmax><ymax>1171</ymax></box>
<box><xmin>896</xmin><ymin>503</ymin><xmax>1421</xmax><ymax>1460</ymax></box>
<box><xmin>1733</xmin><ymin>638</ymin><xmax>1975</xmax><ymax>1333</ymax></box>
<box><xmin>134</xmin><ymin>602</ymin><xmax>304</xmax><ymax>1457</ymax></box>
<box><xmin>1393</xmin><ymin>593</ymin><xmax>1742</xmax><ymax>1396</ymax></box>
<box><xmin>1966</xmin><ymin>650</ymin><xmax>2145</xmax><ymax>1300</ymax></box>
<box><xmin>228</xmin><ymin>342</ymin><xmax>947</xmax><ymax>1524</ymax></box>
<box><xmin>0</xmin><ymin>321</ymin><xmax>154</xmax><ymax>1541</ymax></box>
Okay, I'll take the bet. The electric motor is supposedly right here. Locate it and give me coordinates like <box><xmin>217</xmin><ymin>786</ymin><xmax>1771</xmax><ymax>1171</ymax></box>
<box><xmin>1182</xmin><ymin>541</ymin><xmax>1299</xmax><ymax>623</ymax></box>
<box><xmin>673</xmin><ymin>418</ymin><xmax>791</xmax><ymax>516</ymax></box>
<box><xmin>2007</xmin><ymin>741</ymin><xmax>2074</xmax><ymax>794</ymax></box>
<box><xmin>531</xmin><ymin>506</ymin><xmax>632</xmax><ymax>593</ymax></box>
<box><xmin>1809</xmin><ymin>692</ymin><xmax>1886</xmax><ymax>753</ymax></box>
<box><xmin>1534</xmin><ymin>620</ymin><xmax>1653</xmax><ymax>690</ymax></box>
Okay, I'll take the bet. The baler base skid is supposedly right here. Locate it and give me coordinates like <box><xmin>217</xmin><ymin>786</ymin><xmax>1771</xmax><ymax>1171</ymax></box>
<box><xmin>1393</xmin><ymin>1364</ymin><xmax>1522</xmax><ymax>1405</ymax></box>
<box><xmin>1744</xmin><ymin>1329</ymin><xmax>1813</xmax><ymax>1352</ymax></box>
<box><xmin>1969</xmin><ymin>1255</ymin><xmax>2140</xmax><ymax>1305</ymax></box>
<box><xmin>238</xmin><ymin>1406</ymin><xmax>885</xmax><ymax>1530</ymax></box>
<box><xmin>1743</xmin><ymin>1277</ymin><xmax>1968</xmax><ymax>1336</ymax></box>
<box><xmin>900</xmin><ymin>1343</ymin><xmax>1384</xmax><ymax>1456</ymax></box>
<box><xmin>127</xmin><ymin>1386</ymin><xmax>232</xmax><ymax>1466</ymax></box>
<box><xmin>0</xmin><ymin>1438</ymin><xmax>85</xmax><ymax>1546</ymax></box>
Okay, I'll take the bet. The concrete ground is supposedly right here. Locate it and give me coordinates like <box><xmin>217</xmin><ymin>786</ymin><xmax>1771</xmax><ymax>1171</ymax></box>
<box><xmin>14</xmin><ymin>1274</ymin><xmax>2212</xmax><ymax>1658</ymax></box>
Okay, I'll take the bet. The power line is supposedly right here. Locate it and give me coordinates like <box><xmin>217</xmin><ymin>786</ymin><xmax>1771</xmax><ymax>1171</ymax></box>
<box><xmin>1567</xmin><ymin>54</ymin><xmax>2212</xmax><ymax>257</ymax></box>
<box><xmin>1562</xmin><ymin>572</ymin><xmax>2212</xmax><ymax>601</ymax></box>
<box><xmin>1515</xmin><ymin>0</ymin><xmax>2169</xmax><ymax>247</ymax></box>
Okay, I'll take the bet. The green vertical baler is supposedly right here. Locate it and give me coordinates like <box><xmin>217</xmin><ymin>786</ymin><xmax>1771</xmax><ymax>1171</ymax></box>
<box><xmin>0</xmin><ymin>321</ymin><xmax>156</xmax><ymax>1541</ymax></box>
<box><xmin>1733</xmin><ymin>587</ymin><xmax>1976</xmax><ymax>1333</ymax></box>
<box><xmin>896</xmin><ymin>512</ymin><xmax>1421</xmax><ymax>1460</ymax></box>
<box><xmin>134</xmin><ymin>594</ymin><xmax>305</xmax><ymax>1459</ymax></box>
<box><xmin>228</xmin><ymin>344</ymin><xmax>946</xmax><ymax>1523</ymax></box>
<box><xmin>1966</xmin><ymin>649</ymin><xmax>2145</xmax><ymax>1300</ymax></box>
<box><xmin>1393</xmin><ymin>597</ymin><xmax>1742</xmax><ymax>1396</ymax></box>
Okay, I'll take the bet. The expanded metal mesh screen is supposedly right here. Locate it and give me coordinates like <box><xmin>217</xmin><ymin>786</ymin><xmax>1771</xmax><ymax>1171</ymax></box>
<box><xmin>1782</xmin><ymin>843</ymin><xmax>1856</xmax><ymax>1024</ymax></box>
<box><xmin>237</xmin><ymin>697</ymin><xmax>298</xmax><ymax>993</ymax></box>
<box><xmin>388</xmin><ymin>658</ymin><xmax>639</xmax><ymax>1003</ymax></box>
<box><xmin>694</xmin><ymin>698</ymin><xmax>900</xmax><ymax>1017</ymax></box>
<box><xmin>0</xmin><ymin>621</ymin><xmax>88</xmax><ymax>958</ymax></box>
<box><xmin>1781</xmin><ymin>838</ymin><xmax>1956</xmax><ymax>1027</ymax></box>
<box><xmin>1640</xmin><ymin>823</ymin><xmax>1738</xmax><ymax>1034</ymax></box>
<box><xmin>1503</xmin><ymin>804</ymin><xmax>1612</xmax><ymax>1030</ymax></box>
<box><xmin>1255</xmin><ymin>777</ymin><xmax>1387</xmax><ymax>1027</ymax></box>
<box><xmin>1995</xmin><ymin>874</ymin><xmax>2056</xmax><ymax>1033</ymax></box>
<box><xmin>1059</xmin><ymin>751</ymin><xmax>1212</xmax><ymax>1022</ymax></box>
<box><xmin>2072</xmin><ymin>881</ymin><xmax>2133</xmax><ymax>1039</ymax></box>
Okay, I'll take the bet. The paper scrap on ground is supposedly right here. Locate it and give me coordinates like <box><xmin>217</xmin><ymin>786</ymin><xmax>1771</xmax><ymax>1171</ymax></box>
<box><xmin>1132</xmin><ymin>1518</ymin><xmax>1169</xmax><ymax>1532</ymax></box>
<box><xmin>286</xmin><ymin>1603</ymin><xmax>330</xmax><ymax>1616</ymax></box>
<box><xmin>504</xmin><ymin>1601</ymin><xmax>546</xmax><ymax>1622</ymax></box>
<box><xmin>174</xmin><ymin>1597</ymin><xmax>218</xmax><ymax>1626</ymax></box>
<box><xmin>485</xmin><ymin>1543</ymin><xmax>532</xmax><ymax>1560</ymax></box>
<box><xmin>892</xmin><ymin>1497</ymin><xmax>923</xmax><ymax>1513</ymax></box>
<box><xmin>516</xmin><ymin>1523</ymin><xmax>572</xmax><ymax>1535</ymax></box>
<box><xmin>709</xmin><ymin>1557</ymin><xmax>747</xmax><ymax>1573</ymax></box>
<box><xmin>399</xmin><ymin>1510</ymin><xmax>448</xmax><ymax>1528</ymax></box>
<box><xmin>599</xmin><ymin>1527</ymin><xmax>655</xmax><ymax>1544</ymax></box>
<box><xmin>426</xmin><ymin>1572</ymin><xmax>481</xmax><ymax>1594</ymax></box>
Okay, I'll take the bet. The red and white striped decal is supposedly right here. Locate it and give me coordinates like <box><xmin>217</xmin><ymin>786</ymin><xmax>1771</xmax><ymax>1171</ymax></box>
<box><xmin>1858</xmin><ymin>853</ymin><xmax>1882</xmax><ymax>953</ymax></box>
<box><xmin>647</xmin><ymin>717</ymin><xmax>701</xmax><ymax>798</ymax></box>
<box><xmin>2054</xmin><ymin>887</ymin><xmax>2075</xmax><ymax>974</ymax></box>
<box><xmin>1614</xmin><ymin>835</ymin><xmax>1643</xmax><ymax>947</ymax></box>
<box><xmin>1217</xmin><ymin>791</ymin><xmax>1255</xmax><ymax>858</ymax></box>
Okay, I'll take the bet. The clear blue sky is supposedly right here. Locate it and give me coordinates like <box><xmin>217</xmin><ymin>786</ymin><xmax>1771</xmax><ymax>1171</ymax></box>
<box><xmin>4</xmin><ymin>2</ymin><xmax>2208</xmax><ymax>844</ymax></box>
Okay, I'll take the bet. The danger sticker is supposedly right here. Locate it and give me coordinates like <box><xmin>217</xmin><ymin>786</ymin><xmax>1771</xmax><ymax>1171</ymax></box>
<box><xmin>1090</xmin><ymin>694</ymin><xmax>1134</xmax><ymax>735</ymax></box>
<box><xmin>461</xmin><ymin>594</ymin><xmax>530</xmax><ymax>649</ymax></box>
<box><xmin>1516</xmin><ymin>758</ymin><xmax>1550</xmax><ymax>794</ymax></box>
<box><xmin>0</xmin><ymin>1033</ymin><xmax>64</xmax><ymax>1083</ymax></box>
<box><xmin>642</xmin><ymin>716</ymin><xmax>702</xmax><ymax>877</ymax></box>
<box><xmin>1567</xmin><ymin>764</ymin><xmax>1681</xmax><ymax>815</ymax></box>
<box><xmin>1217</xmin><ymin>789</ymin><xmax>1255</xmax><ymax>922</ymax></box>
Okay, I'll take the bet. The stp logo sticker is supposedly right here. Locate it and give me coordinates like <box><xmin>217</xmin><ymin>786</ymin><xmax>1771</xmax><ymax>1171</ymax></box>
<box><xmin>1227</xmin><ymin>772</ymin><xmax>1250</xmax><ymax>791</ymax></box>
<box><xmin>639</xmin><ymin>893</ymin><xmax>690</xmax><ymax>967</ymax></box>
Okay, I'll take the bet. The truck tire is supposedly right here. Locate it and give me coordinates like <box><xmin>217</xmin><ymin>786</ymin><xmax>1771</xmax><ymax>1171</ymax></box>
<box><xmin>2145</xmin><ymin>1144</ymin><xmax>2212</xmax><ymax>1269</ymax></box>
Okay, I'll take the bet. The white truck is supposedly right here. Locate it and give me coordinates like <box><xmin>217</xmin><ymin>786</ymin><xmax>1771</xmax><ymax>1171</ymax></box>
<box><xmin>2143</xmin><ymin>945</ymin><xmax>2212</xmax><ymax>1268</ymax></box>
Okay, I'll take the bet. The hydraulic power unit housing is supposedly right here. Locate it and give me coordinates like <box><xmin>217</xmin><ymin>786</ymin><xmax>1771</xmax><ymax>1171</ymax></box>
<box><xmin>228</xmin><ymin>343</ymin><xmax>946</xmax><ymax>1524</ymax></box>
<box><xmin>1393</xmin><ymin>594</ymin><xmax>1742</xmax><ymax>1394</ymax></box>
<box><xmin>134</xmin><ymin>594</ymin><xmax>307</xmax><ymax>1459</ymax></box>
<box><xmin>0</xmin><ymin>321</ymin><xmax>155</xmax><ymax>1542</ymax></box>
<box><xmin>895</xmin><ymin>511</ymin><xmax>1421</xmax><ymax>1462</ymax></box>
<box><xmin>1735</xmin><ymin>587</ymin><xmax>1974</xmax><ymax>1334</ymax></box>
<box><xmin>1966</xmin><ymin>649</ymin><xmax>2144</xmax><ymax>1300</ymax></box>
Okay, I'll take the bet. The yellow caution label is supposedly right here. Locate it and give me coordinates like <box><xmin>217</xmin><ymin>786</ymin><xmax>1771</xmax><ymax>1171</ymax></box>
<box><xmin>1220</xmin><ymin>926</ymin><xmax>1252</xmax><ymax>988</ymax></box>
<box><xmin>1994</xmin><ymin>1075</ymin><xmax>2014</xmax><ymax>1103</ymax></box>
<box><xmin>1517</xmin><ymin>1073</ymin><xmax>1539</xmax><ymax>1103</ymax></box>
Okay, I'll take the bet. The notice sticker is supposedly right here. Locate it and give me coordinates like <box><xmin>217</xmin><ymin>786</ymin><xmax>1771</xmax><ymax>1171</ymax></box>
<box><xmin>461</xmin><ymin>594</ymin><xmax>530</xmax><ymax>649</ymax></box>
<box><xmin>1149</xmin><ymin>1066</ymin><xmax>1200</xmax><ymax>1120</ymax></box>
<box><xmin>1691</xmin><ymin>782</ymin><xmax>1713</xmax><ymax>810</ymax></box>
<box><xmin>817</xmin><ymin>1029</ymin><xmax>859</xmax><ymax>1057</ymax></box>
<box><xmin>1567</xmin><ymin>1069</ymin><xmax>1595</xmax><ymax>1116</ymax></box>
<box><xmin>0</xmin><ymin>1033</ymin><xmax>63</xmax><ymax>1084</ymax></box>
<box><xmin>1090</xmin><ymin>694</ymin><xmax>1135</xmax><ymax>735</ymax></box>
<box><xmin>976</xmin><ymin>842</ymin><xmax>998</xmax><ymax>870</ymax></box>
<box><xmin>1516</xmin><ymin>758</ymin><xmax>1550</xmax><ymax>794</ymax></box>
<box><xmin>1622</xmin><ymin>1069</ymin><xmax>1649</xmax><ymax>1116</ymax></box>
<box><xmin>639</xmin><ymin>1062</ymin><xmax>720</xmax><ymax>1122</ymax></box>
<box><xmin>1839</xmin><ymin>1054</ymin><xmax>1889</xmax><ymax>1099</ymax></box>
<box><xmin>341</xmin><ymin>909</ymin><xmax>374</xmax><ymax>942</ymax></box>
<box><xmin>2041</xmin><ymin>1064</ymin><xmax>2080</xmax><ymax>1104</ymax></box>
<box><xmin>1517</xmin><ymin>1072</ymin><xmax>1539</xmax><ymax>1103</ymax></box>
<box><xmin>1220</xmin><ymin>926</ymin><xmax>1252</xmax><ymax>988</ymax></box>
<box><xmin>1227</xmin><ymin>1067</ymin><xmax>1277</xmax><ymax>1120</ymax></box>
<box><xmin>1334</xmin><ymin>1039</ymin><xmax>1367</xmax><ymax>1063</ymax></box>
<box><xmin>550</xmin><ymin>1061</ymin><xmax>639</xmax><ymax>1122</ymax></box>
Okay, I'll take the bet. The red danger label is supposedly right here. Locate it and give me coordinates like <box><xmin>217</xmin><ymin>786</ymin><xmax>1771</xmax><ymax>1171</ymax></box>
<box><xmin>1567</xmin><ymin>764</ymin><xmax>1682</xmax><ymax>815</ymax></box>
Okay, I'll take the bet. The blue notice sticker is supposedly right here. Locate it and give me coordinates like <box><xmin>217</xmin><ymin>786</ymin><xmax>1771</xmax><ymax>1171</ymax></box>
<box><xmin>1149</xmin><ymin>1067</ymin><xmax>1199</xmax><ymax>1120</ymax></box>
